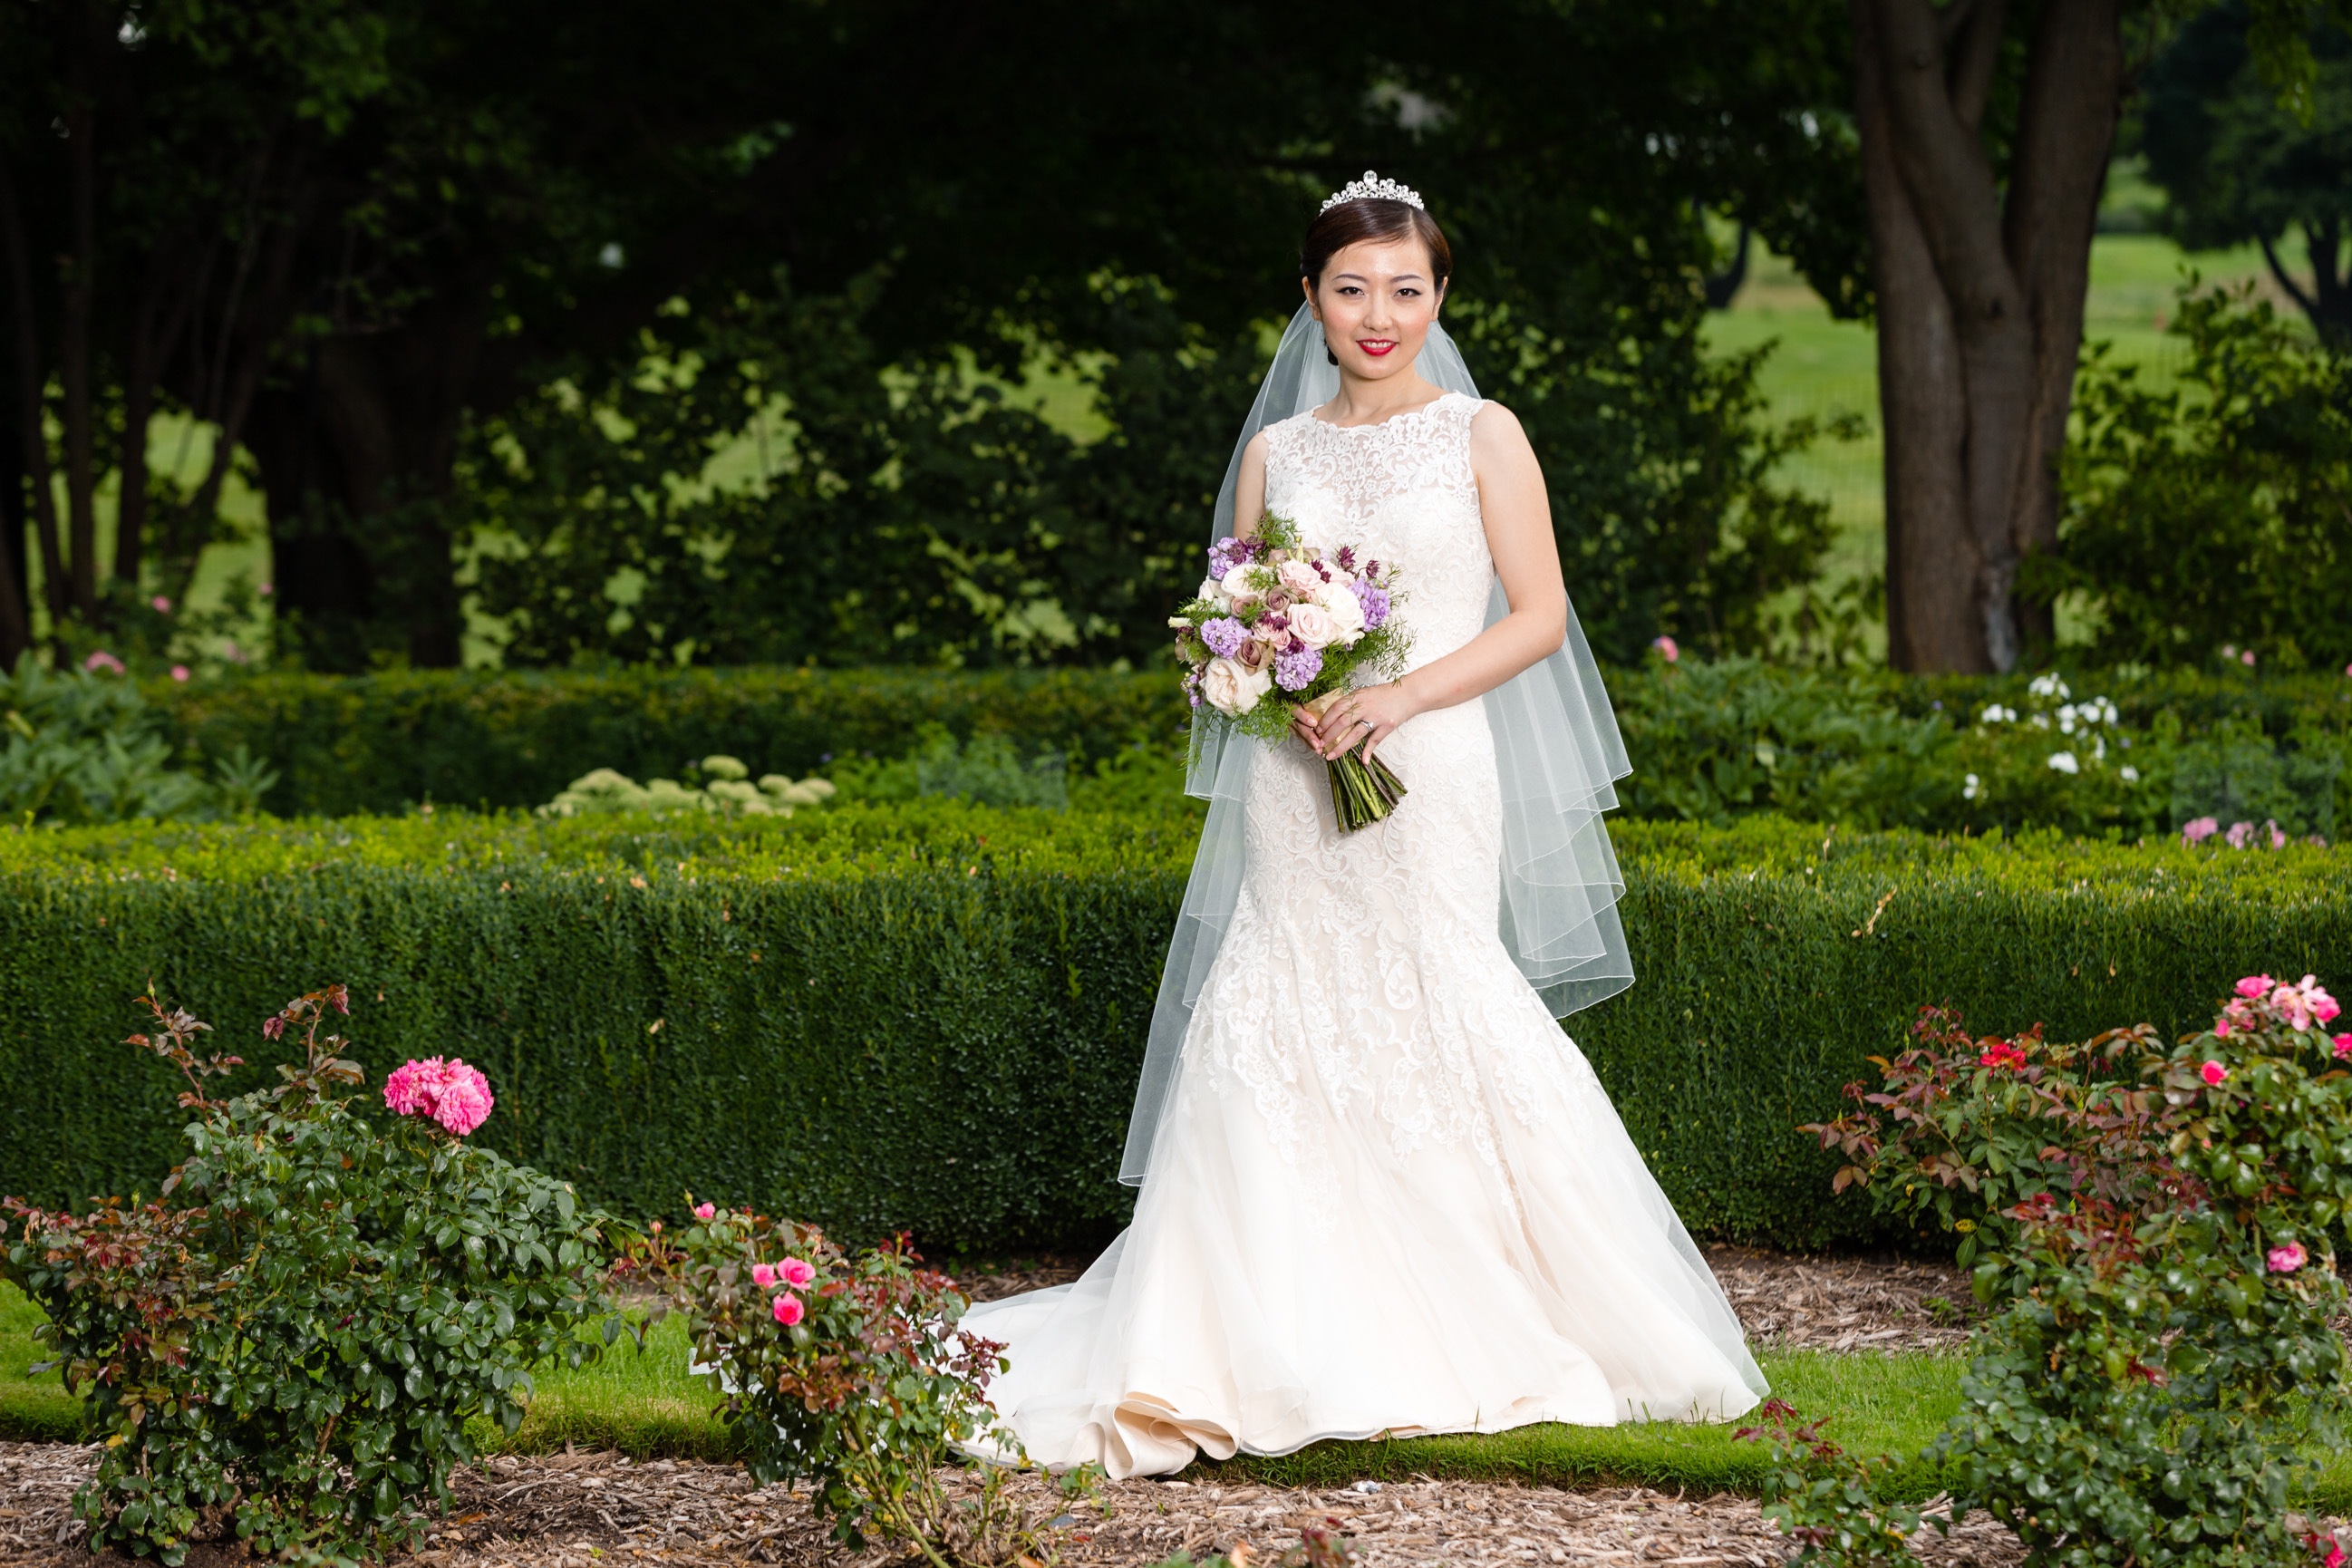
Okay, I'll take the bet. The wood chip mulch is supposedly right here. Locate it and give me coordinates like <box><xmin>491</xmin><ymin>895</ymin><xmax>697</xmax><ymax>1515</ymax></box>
<box><xmin>0</xmin><ymin>1250</ymin><xmax>2320</xmax><ymax>1568</ymax></box>
<box><xmin>4</xmin><ymin>1442</ymin><xmax>2044</xmax><ymax>1568</ymax></box>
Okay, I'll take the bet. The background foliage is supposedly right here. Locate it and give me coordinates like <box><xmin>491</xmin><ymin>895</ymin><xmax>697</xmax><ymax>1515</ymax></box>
<box><xmin>2</xmin><ymin>809</ymin><xmax>2344</xmax><ymax>1255</ymax></box>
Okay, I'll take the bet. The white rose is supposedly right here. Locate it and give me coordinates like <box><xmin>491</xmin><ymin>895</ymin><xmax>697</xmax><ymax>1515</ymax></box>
<box><xmin>1200</xmin><ymin>656</ymin><xmax>1273</xmax><ymax>716</ymax></box>
<box><xmin>1277</xmin><ymin>559</ymin><xmax>1324</xmax><ymax>598</ymax></box>
<box><xmin>1287</xmin><ymin>601</ymin><xmax>1339</xmax><ymax>648</ymax></box>
<box><xmin>1197</xmin><ymin>576</ymin><xmax>1231</xmax><ymax>611</ymax></box>
<box><xmin>1317</xmin><ymin>581</ymin><xmax>1365</xmax><ymax>639</ymax></box>
<box><xmin>1219</xmin><ymin>565</ymin><xmax>1264</xmax><ymax>606</ymax></box>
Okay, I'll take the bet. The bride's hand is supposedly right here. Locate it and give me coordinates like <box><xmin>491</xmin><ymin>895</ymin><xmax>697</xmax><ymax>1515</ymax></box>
<box><xmin>1310</xmin><ymin>681</ymin><xmax>1418</xmax><ymax>764</ymax></box>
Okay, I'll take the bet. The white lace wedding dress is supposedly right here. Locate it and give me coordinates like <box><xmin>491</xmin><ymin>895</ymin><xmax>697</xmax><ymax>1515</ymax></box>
<box><xmin>962</xmin><ymin>392</ymin><xmax>1766</xmax><ymax>1477</ymax></box>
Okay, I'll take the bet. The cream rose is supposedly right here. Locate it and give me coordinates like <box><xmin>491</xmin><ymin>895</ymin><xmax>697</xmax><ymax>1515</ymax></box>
<box><xmin>1200</xmin><ymin>655</ymin><xmax>1273</xmax><ymax>717</ymax></box>
<box><xmin>1197</xmin><ymin>575</ymin><xmax>1231</xmax><ymax>611</ymax></box>
<box><xmin>1219</xmin><ymin>565</ymin><xmax>1264</xmax><ymax>606</ymax></box>
<box><xmin>1276</xmin><ymin>558</ymin><xmax>1324</xmax><ymax>598</ymax></box>
<box><xmin>1316</xmin><ymin>581</ymin><xmax>1366</xmax><ymax>640</ymax></box>
<box><xmin>1286</xmin><ymin>601</ymin><xmax>1339</xmax><ymax>648</ymax></box>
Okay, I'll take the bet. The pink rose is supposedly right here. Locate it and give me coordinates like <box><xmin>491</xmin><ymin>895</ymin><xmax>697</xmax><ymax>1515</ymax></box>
<box><xmin>2183</xmin><ymin>817</ymin><xmax>2220</xmax><ymax>844</ymax></box>
<box><xmin>2268</xmin><ymin>1242</ymin><xmax>2308</xmax><ymax>1274</ymax></box>
<box><xmin>382</xmin><ymin>1057</ymin><xmax>495</xmax><ymax>1136</ymax></box>
<box><xmin>169</xmin><ymin>664</ymin><xmax>190</xmax><ymax>682</ymax></box>
<box><xmin>780</xmin><ymin>1256</ymin><xmax>816</xmax><ymax>1287</ymax></box>
<box><xmin>82</xmin><ymin>650</ymin><xmax>124</xmax><ymax>675</ymax></box>
<box><xmin>2214</xmin><ymin>1021</ymin><xmax>2231</xmax><ymax>1037</ymax></box>
<box><xmin>1277</xmin><ymin>559</ymin><xmax>1323</xmax><ymax>599</ymax></box>
<box><xmin>771</xmin><ymin>1292</ymin><xmax>805</xmax><ymax>1327</ymax></box>
<box><xmin>2241</xmin><ymin>649</ymin><xmax>2257</xmax><ymax>666</ymax></box>
<box><xmin>692</xmin><ymin>1202</ymin><xmax>717</xmax><ymax>1221</ymax></box>
<box><xmin>2236</xmin><ymin>974</ymin><xmax>2275</xmax><ymax>999</ymax></box>
<box><xmin>150</xmin><ymin>595</ymin><xmax>171</xmax><ymax>614</ymax></box>
<box><xmin>1287</xmin><ymin>601</ymin><xmax>1339</xmax><ymax>648</ymax></box>
<box><xmin>1979</xmin><ymin>1041</ymin><xmax>2028</xmax><ymax>1071</ymax></box>
<box><xmin>1651</xmin><ymin>634</ymin><xmax>1679</xmax><ymax>663</ymax></box>
<box><xmin>750</xmin><ymin>1263</ymin><xmax>778</xmax><ymax>1288</ymax></box>
<box><xmin>2200</xmin><ymin>1060</ymin><xmax>2229</xmax><ymax>1087</ymax></box>
<box><xmin>2334</xmin><ymin>1033</ymin><xmax>2352</xmax><ymax>1060</ymax></box>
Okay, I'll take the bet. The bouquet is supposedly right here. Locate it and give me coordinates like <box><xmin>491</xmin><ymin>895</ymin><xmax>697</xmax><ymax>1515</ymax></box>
<box><xmin>1169</xmin><ymin>513</ymin><xmax>1410</xmax><ymax>831</ymax></box>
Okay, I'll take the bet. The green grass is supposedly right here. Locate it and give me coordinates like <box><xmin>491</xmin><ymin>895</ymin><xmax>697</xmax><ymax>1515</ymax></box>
<box><xmin>8</xmin><ymin>1279</ymin><xmax>2351</xmax><ymax>1508</ymax></box>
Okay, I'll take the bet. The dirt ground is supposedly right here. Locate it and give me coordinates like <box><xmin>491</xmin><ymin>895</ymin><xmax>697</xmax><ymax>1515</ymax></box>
<box><xmin>0</xmin><ymin>1247</ymin><xmax>2204</xmax><ymax>1568</ymax></box>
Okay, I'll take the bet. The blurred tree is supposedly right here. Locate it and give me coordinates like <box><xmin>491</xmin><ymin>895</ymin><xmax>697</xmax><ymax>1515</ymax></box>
<box><xmin>2141</xmin><ymin>1</ymin><xmax>2352</xmax><ymax>340</ymax></box>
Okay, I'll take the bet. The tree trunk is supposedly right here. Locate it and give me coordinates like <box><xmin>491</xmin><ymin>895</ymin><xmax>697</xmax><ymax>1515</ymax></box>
<box><xmin>1850</xmin><ymin>0</ymin><xmax>2122</xmax><ymax>673</ymax></box>
<box><xmin>0</xmin><ymin>382</ymin><xmax>30</xmax><ymax>667</ymax></box>
<box><xmin>57</xmin><ymin>92</ymin><xmax>100</xmax><ymax>622</ymax></box>
<box><xmin>0</xmin><ymin>155</ymin><xmax>69</xmax><ymax>636</ymax></box>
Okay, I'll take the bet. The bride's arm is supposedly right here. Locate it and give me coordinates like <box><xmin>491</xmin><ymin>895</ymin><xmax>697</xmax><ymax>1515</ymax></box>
<box><xmin>1231</xmin><ymin>433</ymin><xmax>1270</xmax><ymax>537</ymax></box>
<box><xmin>1308</xmin><ymin>402</ymin><xmax>1569</xmax><ymax>762</ymax></box>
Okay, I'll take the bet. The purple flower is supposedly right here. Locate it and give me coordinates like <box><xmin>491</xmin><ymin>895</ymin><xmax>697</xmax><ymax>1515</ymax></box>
<box><xmin>1200</xmin><ymin>616</ymin><xmax>1246</xmax><ymax>659</ymax></box>
<box><xmin>1352</xmin><ymin>581</ymin><xmax>1391</xmax><ymax>630</ymax></box>
<box><xmin>1206</xmin><ymin>537</ymin><xmax>1243</xmax><ymax>577</ymax></box>
<box><xmin>1335</xmin><ymin>545</ymin><xmax>1357</xmax><ymax>572</ymax></box>
<box><xmin>1273</xmin><ymin>644</ymin><xmax>1323</xmax><ymax>692</ymax></box>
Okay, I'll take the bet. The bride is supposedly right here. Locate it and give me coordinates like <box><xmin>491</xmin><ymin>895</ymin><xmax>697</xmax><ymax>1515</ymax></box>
<box><xmin>960</xmin><ymin>172</ymin><xmax>1766</xmax><ymax>1478</ymax></box>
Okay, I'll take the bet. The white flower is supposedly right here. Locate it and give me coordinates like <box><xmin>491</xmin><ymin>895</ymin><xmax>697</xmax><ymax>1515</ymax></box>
<box><xmin>1288</xmin><ymin>601</ymin><xmax>1340</xmax><ymax>648</ymax></box>
<box><xmin>1963</xmin><ymin>773</ymin><xmax>1981</xmax><ymax>800</ymax></box>
<box><xmin>1979</xmin><ymin>703</ymin><xmax>2016</xmax><ymax>724</ymax></box>
<box><xmin>1200</xmin><ymin>656</ymin><xmax>1273</xmax><ymax>717</ymax></box>
<box><xmin>2047</xmin><ymin>750</ymin><xmax>2080</xmax><ymax>775</ymax></box>
<box><xmin>2120</xmin><ymin>765</ymin><xmax>2141</xmax><ymax>783</ymax></box>
<box><xmin>1197</xmin><ymin>576</ymin><xmax>1232</xmax><ymax>610</ymax></box>
<box><xmin>1317</xmin><ymin>580</ymin><xmax>1366</xmax><ymax>639</ymax></box>
<box><xmin>2028</xmin><ymin>673</ymin><xmax>2071</xmax><ymax>701</ymax></box>
<box><xmin>1166</xmin><ymin>616</ymin><xmax>1192</xmax><ymax>629</ymax></box>
<box><xmin>2057</xmin><ymin>706</ymin><xmax>2077</xmax><ymax>734</ymax></box>
<box><xmin>1219</xmin><ymin>565</ymin><xmax>1264</xmax><ymax>606</ymax></box>
<box><xmin>2092</xmin><ymin>735</ymin><xmax>2106</xmax><ymax>761</ymax></box>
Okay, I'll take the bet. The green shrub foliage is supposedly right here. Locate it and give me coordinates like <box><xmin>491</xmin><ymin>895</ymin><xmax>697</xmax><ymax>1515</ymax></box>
<box><xmin>2</xmin><ymin>659</ymin><xmax>276</xmax><ymax>823</ymax></box>
<box><xmin>0</xmin><ymin>987</ymin><xmax>613</xmax><ymax>1563</ymax></box>
<box><xmin>1777</xmin><ymin>982</ymin><xmax>2352</xmax><ymax>1568</ymax></box>
<box><xmin>144</xmin><ymin>663</ymin><xmax>2352</xmax><ymax>832</ymax></box>
<box><xmin>1</xmin><ymin>808</ymin><xmax>2345</xmax><ymax>1255</ymax></box>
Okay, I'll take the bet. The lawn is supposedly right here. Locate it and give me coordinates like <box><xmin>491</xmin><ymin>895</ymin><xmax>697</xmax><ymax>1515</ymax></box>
<box><xmin>7</xmin><ymin>1281</ymin><xmax>2350</xmax><ymax>1508</ymax></box>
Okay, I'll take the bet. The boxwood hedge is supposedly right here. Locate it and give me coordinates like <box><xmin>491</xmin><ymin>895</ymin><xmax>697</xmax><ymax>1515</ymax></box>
<box><xmin>1</xmin><ymin>807</ymin><xmax>2342</xmax><ymax>1254</ymax></box>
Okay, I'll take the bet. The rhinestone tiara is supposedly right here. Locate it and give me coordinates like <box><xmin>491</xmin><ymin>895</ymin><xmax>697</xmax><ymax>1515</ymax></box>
<box><xmin>1319</xmin><ymin>170</ymin><xmax>1424</xmax><ymax>214</ymax></box>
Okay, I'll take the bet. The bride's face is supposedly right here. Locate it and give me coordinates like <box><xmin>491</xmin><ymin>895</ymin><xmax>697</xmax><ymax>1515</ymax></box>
<box><xmin>1305</xmin><ymin>236</ymin><xmax>1445</xmax><ymax>383</ymax></box>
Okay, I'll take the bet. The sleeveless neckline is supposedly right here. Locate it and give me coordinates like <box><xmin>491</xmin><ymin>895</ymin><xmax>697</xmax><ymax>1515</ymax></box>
<box><xmin>1306</xmin><ymin>389</ymin><xmax>1471</xmax><ymax>433</ymax></box>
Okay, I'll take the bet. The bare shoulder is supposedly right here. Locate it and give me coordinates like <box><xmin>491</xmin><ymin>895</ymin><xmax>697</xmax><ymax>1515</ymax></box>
<box><xmin>1241</xmin><ymin>428</ymin><xmax>1272</xmax><ymax>466</ymax></box>
<box><xmin>1466</xmin><ymin>399</ymin><xmax>1538</xmax><ymax>474</ymax></box>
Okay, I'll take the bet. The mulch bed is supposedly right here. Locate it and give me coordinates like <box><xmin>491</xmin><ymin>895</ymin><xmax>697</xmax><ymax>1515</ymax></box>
<box><xmin>0</xmin><ymin>1248</ymin><xmax>2316</xmax><ymax>1567</ymax></box>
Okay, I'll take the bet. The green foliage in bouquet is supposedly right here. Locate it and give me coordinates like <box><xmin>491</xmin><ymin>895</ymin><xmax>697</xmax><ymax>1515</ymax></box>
<box><xmin>631</xmin><ymin>1205</ymin><xmax>1042</xmax><ymax>1567</ymax></box>
<box><xmin>1765</xmin><ymin>978</ymin><xmax>2352</xmax><ymax>1568</ymax></box>
<box><xmin>0</xmin><ymin>987</ymin><xmax>613</xmax><ymax>1564</ymax></box>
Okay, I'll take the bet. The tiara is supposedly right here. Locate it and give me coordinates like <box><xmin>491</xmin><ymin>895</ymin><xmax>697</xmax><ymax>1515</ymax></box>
<box><xmin>1319</xmin><ymin>170</ymin><xmax>1424</xmax><ymax>214</ymax></box>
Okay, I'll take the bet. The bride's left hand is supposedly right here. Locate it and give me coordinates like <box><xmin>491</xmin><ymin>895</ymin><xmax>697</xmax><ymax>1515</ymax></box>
<box><xmin>1311</xmin><ymin>681</ymin><xmax>1418</xmax><ymax>763</ymax></box>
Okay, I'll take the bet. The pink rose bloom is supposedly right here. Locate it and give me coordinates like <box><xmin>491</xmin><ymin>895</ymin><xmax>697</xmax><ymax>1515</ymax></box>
<box><xmin>1979</xmin><ymin>1041</ymin><xmax>2028</xmax><ymax>1070</ymax></box>
<box><xmin>692</xmin><ymin>1202</ymin><xmax>716</xmax><ymax>1221</ymax></box>
<box><xmin>2241</xmin><ymin>649</ymin><xmax>2257</xmax><ymax>667</ymax></box>
<box><xmin>1276</xmin><ymin>559</ymin><xmax>1323</xmax><ymax>599</ymax></box>
<box><xmin>2182</xmin><ymin>817</ymin><xmax>2220</xmax><ymax>844</ymax></box>
<box><xmin>2324</xmin><ymin>1539</ymin><xmax>2345</xmax><ymax>1568</ymax></box>
<box><xmin>750</xmin><ymin>1263</ymin><xmax>778</xmax><ymax>1288</ymax></box>
<box><xmin>82</xmin><ymin>650</ymin><xmax>124</xmax><ymax>674</ymax></box>
<box><xmin>780</xmin><ymin>1257</ymin><xmax>816</xmax><ymax>1287</ymax></box>
<box><xmin>2269</xmin><ymin>820</ymin><xmax>2288</xmax><ymax>849</ymax></box>
<box><xmin>2334</xmin><ymin>1033</ymin><xmax>2352</xmax><ymax>1059</ymax></box>
<box><xmin>2200</xmin><ymin>1060</ymin><xmax>2230</xmax><ymax>1087</ymax></box>
<box><xmin>2235</xmin><ymin>974</ymin><xmax>2276</xmax><ymax>999</ymax></box>
<box><xmin>259</xmin><ymin>581</ymin><xmax>274</xmax><ymax>596</ymax></box>
<box><xmin>2268</xmin><ymin>1242</ymin><xmax>2308</xmax><ymax>1274</ymax></box>
<box><xmin>382</xmin><ymin>1057</ymin><xmax>440</xmax><ymax>1117</ymax></box>
<box><xmin>430</xmin><ymin>1063</ymin><xmax>493</xmax><ymax>1136</ymax></box>
<box><xmin>1651</xmin><ymin>634</ymin><xmax>1679</xmax><ymax>663</ymax></box>
<box><xmin>169</xmin><ymin>664</ymin><xmax>190</xmax><ymax>682</ymax></box>
<box><xmin>150</xmin><ymin>595</ymin><xmax>171</xmax><ymax>614</ymax></box>
<box><xmin>771</xmin><ymin>1292</ymin><xmax>805</xmax><ymax>1327</ymax></box>
<box><xmin>2214</xmin><ymin>1020</ymin><xmax>2231</xmax><ymax>1037</ymax></box>
<box><xmin>2226</xmin><ymin>820</ymin><xmax>2254</xmax><ymax>849</ymax></box>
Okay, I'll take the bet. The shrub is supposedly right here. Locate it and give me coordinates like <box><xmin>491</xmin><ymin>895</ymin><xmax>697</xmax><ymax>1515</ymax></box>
<box><xmin>2</xmin><ymin>657</ymin><xmax>275</xmax><ymax>823</ymax></box>
<box><xmin>0</xmin><ymin>986</ymin><xmax>614</xmax><ymax>1563</ymax></box>
<box><xmin>145</xmin><ymin>662</ymin><xmax>2352</xmax><ymax>836</ymax></box>
<box><xmin>1</xmin><ymin>809</ymin><xmax>2346</xmax><ymax>1255</ymax></box>
<box><xmin>634</xmin><ymin>1205</ymin><xmax>1038</xmax><ymax>1565</ymax></box>
<box><xmin>538</xmin><ymin>755</ymin><xmax>837</xmax><ymax>818</ymax></box>
<box><xmin>1772</xmin><ymin>979</ymin><xmax>2352</xmax><ymax>1568</ymax></box>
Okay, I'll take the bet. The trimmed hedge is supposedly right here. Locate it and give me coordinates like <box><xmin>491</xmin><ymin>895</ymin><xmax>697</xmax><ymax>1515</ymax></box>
<box><xmin>145</xmin><ymin>663</ymin><xmax>2352</xmax><ymax>826</ymax></box>
<box><xmin>2</xmin><ymin>808</ymin><xmax>2344</xmax><ymax>1253</ymax></box>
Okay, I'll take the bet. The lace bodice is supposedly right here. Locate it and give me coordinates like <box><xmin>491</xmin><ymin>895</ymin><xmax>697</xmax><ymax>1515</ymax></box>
<box><xmin>1262</xmin><ymin>391</ymin><xmax>1494</xmax><ymax>672</ymax></box>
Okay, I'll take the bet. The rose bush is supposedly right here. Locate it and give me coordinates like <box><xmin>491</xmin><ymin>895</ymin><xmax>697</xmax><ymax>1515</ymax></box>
<box><xmin>0</xmin><ymin>986</ymin><xmax>614</xmax><ymax>1564</ymax></box>
<box><xmin>625</xmin><ymin>1202</ymin><xmax>1037</xmax><ymax>1568</ymax></box>
<box><xmin>1770</xmin><ymin>976</ymin><xmax>2352</xmax><ymax>1568</ymax></box>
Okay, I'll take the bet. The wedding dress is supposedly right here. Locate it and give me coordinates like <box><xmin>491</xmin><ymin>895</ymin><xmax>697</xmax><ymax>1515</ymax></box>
<box><xmin>960</xmin><ymin>391</ymin><xmax>1766</xmax><ymax>1478</ymax></box>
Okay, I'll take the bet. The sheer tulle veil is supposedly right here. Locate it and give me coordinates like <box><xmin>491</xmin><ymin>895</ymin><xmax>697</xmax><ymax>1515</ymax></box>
<box><xmin>1117</xmin><ymin>300</ymin><xmax>1638</xmax><ymax>1184</ymax></box>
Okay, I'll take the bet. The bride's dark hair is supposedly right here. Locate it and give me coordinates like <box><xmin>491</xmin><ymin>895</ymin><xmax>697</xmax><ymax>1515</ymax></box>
<box><xmin>1300</xmin><ymin>198</ymin><xmax>1453</xmax><ymax>291</ymax></box>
